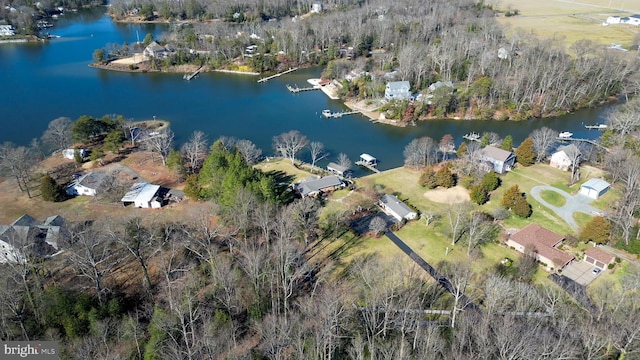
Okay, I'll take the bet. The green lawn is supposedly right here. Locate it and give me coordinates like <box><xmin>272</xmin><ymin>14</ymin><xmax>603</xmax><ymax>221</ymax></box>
<box><xmin>573</xmin><ymin>212</ymin><xmax>593</xmax><ymax>231</ymax></box>
<box><xmin>540</xmin><ymin>189</ymin><xmax>566</xmax><ymax>207</ymax></box>
<box><xmin>254</xmin><ymin>158</ymin><xmax>318</xmax><ymax>182</ymax></box>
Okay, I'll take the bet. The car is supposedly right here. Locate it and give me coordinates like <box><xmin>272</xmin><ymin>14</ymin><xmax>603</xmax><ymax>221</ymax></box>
<box><xmin>592</xmin><ymin>268</ymin><xmax>602</xmax><ymax>275</ymax></box>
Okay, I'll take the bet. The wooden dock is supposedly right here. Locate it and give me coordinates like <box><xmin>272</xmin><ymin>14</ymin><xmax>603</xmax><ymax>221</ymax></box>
<box><xmin>556</xmin><ymin>137</ymin><xmax>609</xmax><ymax>152</ymax></box>
<box><xmin>463</xmin><ymin>132</ymin><xmax>480</xmax><ymax>142</ymax></box>
<box><xmin>584</xmin><ymin>124</ymin><xmax>608</xmax><ymax>130</ymax></box>
<box><xmin>183</xmin><ymin>67</ymin><xmax>201</xmax><ymax>81</ymax></box>
<box><xmin>257</xmin><ymin>67</ymin><xmax>298</xmax><ymax>83</ymax></box>
<box><xmin>355</xmin><ymin>160</ymin><xmax>380</xmax><ymax>173</ymax></box>
<box><xmin>322</xmin><ymin>110</ymin><xmax>360</xmax><ymax>118</ymax></box>
<box><xmin>286</xmin><ymin>84</ymin><xmax>320</xmax><ymax>93</ymax></box>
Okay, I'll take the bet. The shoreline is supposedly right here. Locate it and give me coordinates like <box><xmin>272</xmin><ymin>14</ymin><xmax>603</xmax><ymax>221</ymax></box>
<box><xmin>214</xmin><ymin>69</ymin><xmax>260</xmax><ymax>75</ymax></box>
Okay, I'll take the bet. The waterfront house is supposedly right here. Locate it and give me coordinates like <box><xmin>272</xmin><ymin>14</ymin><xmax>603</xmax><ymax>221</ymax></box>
<box><xmin>379</xmin><ymin>194</ymin><xmax>417</xmax><ymax>222</ymax></box>
<box><xmin>0</xmin><ymin>25</ymin><xmax>15</xmax><ymax>36</ymax></box>
<box><xmin>584</xmin><ymin>246</ymin><xmax>614</xmax><ymax>270</ymax></box>
<box><xmin>549</xmin><ymin>144</ymin><xmax>581</xmax><ymax>171</ymax></box>
<box><xmin>507</xmin><ymin>224</ymin><xmax>573</xmax><ymax>271</ymax></box>
<box><xmin>384</xmin><ymin>81</ymin><xmax>411</xmax><ymax>101</ymax></box>
<box><xmin>143</xmin><ymin>41</ymin><xmax>168</xmax><ymax>58</ymax></box>
<box><xmin>606</xmin><ymin>15</ymin><xmax>621</xmax><ymax>24</ymax></box>
<box><xmin>327</xmin><ymin>162</ymin><xmax>351</xmax><ymax>177</ymax></box>
<box><xmin>479</xmin><ymin>146</ymin><xmax>515</xmax><ymax>174</ymax></box>
<box><xmin>579</xmin><ymin>178</ymin><xmax>610</xmax><ymax>199</ymax></box>
<box><xmin>294</xmin><ymin>175</ymin><xmax>344</xmax><ymax>197</ymax></box>
<box><xmin>121</xmin><ymin>182</ymin><xmax>163</xmax><ymax>208</ymax></box>
<box><xmin>0</xmin><ymin>214</ymin><xmax>66</xmax><ymax>264</ymax></box>
<box><xmin>66</xmin><ymin>171</ymin><xmax>106</xmax><ymax>196</ymax></box>
<box><xmin>62</xmin><ymin>148</ymin><xmax>87</xmax><ymax>160</ymax></box>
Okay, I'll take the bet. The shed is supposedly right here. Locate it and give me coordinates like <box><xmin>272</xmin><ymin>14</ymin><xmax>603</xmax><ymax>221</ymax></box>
<box><xmin>579</xmin><ymin>178</ymin><xmax>610</xmax><ymax>199</ymax></box>
<box><xmin>327</xmin><ymin>162</ymin><xmax>351</xmax><ymax>177</ymax></box>
<box><xmin>379</xmin><ymin>194</ymin><xmax>417</xmax><ymax>222</ymax></box>
<box><xmin>359</xmin><ymin>153</ymin><xmax>377</xmax><ymax>166</ymax></box>
<box><xmin>121</xmin><ymin>183</ymin><xmax>163</xmax><ymax>208</ymax></box>
<box><xmin>584</xmin><ymin>246</ymin><xmax>615</xmax><ymax>270</ymax></box>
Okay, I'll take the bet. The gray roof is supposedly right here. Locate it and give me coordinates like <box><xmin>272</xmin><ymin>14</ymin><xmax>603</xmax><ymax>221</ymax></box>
<box><xmin>297</xmin><ymin>175</ymin><xmax>343</xmax><ymax>197</ymax></box>
<box><xmin>121</xmin><ymin>182</ymin><xmax>161</xmax><ymax>203</ymax></box>
<box><xmin>327</xmin><ymin>162</ymin><xmax>349</xmax><ymax>173</ymax></box>
<box><xmin>386</xmin><ymin>81</ymin><xmax>410</xmax><ymax>91</ymax></box>
<box><xmin>556</xmin><ymin>144</ymin><xmax>581</xmax><ymax>157</ymax></box>
<box><xmin>380</xmin><ymin>194</ymin><xmax>415</xmax><ymax>220</ymax></box>
<box><xmin>481</xmin><ymin>146</ymin><xmax>514</xmax><ymax>162</ymax></box>
<box><xmin>581</xmin><ymin>178</ymin><xmax>610</xmax><ymax>192</ymax></box>
<box><xmin>145</xmin><ymin>41</ymin><xmax>165</xmax><ymax>52</ymax></box>
<box><xmin>78</xmin><ymin>172</ymin><xmax>107</xmax><ymax>190</ymax></box>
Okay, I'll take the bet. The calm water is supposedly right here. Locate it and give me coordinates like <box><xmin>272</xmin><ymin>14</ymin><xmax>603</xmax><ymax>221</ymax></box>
<box><xmin>0</xmin><ymin>8</ymin><xmax>614</xmax><ymax>174</ymax></box>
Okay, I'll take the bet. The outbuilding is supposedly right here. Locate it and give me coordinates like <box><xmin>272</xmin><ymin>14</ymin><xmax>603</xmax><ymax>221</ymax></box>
<box><xmin>579</xmin><ymin>178</ymin><xmax>610</xmax><ymax>199</ymax></box>
<box><xmin>327</xmin><ymin>162</ymin><xmax>351</xmax><ymax>177</ymax></box>
<box><xmin>584</xmin><ymin>246</ymin><xmax>615</xmax><ymax>270</ymax></box>
<box><xmin>121</xmin><ymin>183</ymin><xmax>163</xmax><ymax>208</ymax></box>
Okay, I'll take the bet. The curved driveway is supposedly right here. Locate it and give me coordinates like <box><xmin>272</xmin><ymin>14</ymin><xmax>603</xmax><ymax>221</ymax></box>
<box><xmin>530</xmin><ymin>186</ymin><xmax>599</xmax><ymax>231</ymax></box>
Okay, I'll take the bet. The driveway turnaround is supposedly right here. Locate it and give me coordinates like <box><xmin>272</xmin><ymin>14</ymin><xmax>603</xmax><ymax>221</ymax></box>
<box><xmin>530</xmin><ymin>186</ymin><xmax>600</xmax><ymax>231</ymax></box>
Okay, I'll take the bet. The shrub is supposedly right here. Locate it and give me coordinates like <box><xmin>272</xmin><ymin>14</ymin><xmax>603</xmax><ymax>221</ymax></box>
<box><xmin>435</xmin><ymin>166</ymin><xmax>456</xmax><ymax>188</ymax></box>
<box><xmin>580</xmin><ymin>216</ymin><xmax>611</xmax><ymax>244</ymax></box>
<box><xmin>481</xmin><ymin>171</ymin><xmax>500</xmax><ymax>192</ymax></box>
<box><xmin>470</xmin><ymin>184</ymin><xmax>489</xmax><ymax>205</ymax></box>
<box><xmin>608</xmin><ymin>263</ymin><xmax>615</xmax><ymax>270</ymax></box>
<box><xmin>419</xmin><ymin>167</ymin><xmax>437</xmax><ymax>189</ymax></box>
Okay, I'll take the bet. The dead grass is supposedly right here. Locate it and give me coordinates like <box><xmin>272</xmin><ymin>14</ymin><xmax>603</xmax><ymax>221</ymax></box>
<box><xmin>423</xmin><ymin>186</ymin><xmax>470</xmax><ymax>204</ymax></box>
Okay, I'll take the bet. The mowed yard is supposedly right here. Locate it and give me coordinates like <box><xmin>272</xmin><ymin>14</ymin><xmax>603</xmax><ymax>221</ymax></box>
<box><xmin>496</xmin><ymin>0</ymin><xmax>639</xmax><ymax>47</ymax></box>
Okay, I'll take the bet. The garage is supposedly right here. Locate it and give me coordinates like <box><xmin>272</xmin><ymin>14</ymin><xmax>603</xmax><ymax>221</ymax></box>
<box><xmin>579</xmin><ymin>178</ymin><xmax>610</xmax><ymax>199</ymax></box>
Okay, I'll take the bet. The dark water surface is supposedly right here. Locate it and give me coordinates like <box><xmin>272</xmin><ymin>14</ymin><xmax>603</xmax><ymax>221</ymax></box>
<box><xmin>0</xmin><ymin>8</ymin><xmax>613</xmax><ymax>174</ymax></box>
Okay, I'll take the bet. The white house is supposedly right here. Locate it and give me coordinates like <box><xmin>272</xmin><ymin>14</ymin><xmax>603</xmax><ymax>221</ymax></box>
<box><xmin>62</xmin><ymin>148</ymin><xmax>87</xmax><ymax>160</ymax></box>
<box><xmin>480</xmin><ymin>146</ymin><xmax>515</xmax><ymax>174</ymax></box>
<box><xmin>384</xmin><ymin>81</ymin><xmax>411</xmax><ymax>101</ymax></box>
<box><xmin>379</xmin><ymin>194</ymin><xmax>417</xmax><ymax>222</ymax></box>
<box><xmin>66</xmin><ymin>172</ymin><xmax>106</xmax><ymax>196</ymax></box>
<box><xmin>121</xmin><ymin>182</ymin><xmax>163</xmax><ymax>208</ymax></box>
<box><xmin>624</xmin><ymin>14</ymin><xmax>640</xmax><ymax>25</ymax></box>
<box><xmin>579</xmin><ymin>178</ymin><xmax>610</xmax><ymax>199</ymax></box>
<box><xmin>606</xmin><ymin>15</ymin><xmax>621</xmax><ymax>24</ymax></box>
<box><xmin>310</xmin><ymin>2</ymin><xmax>322</xmax><ymax>13</ymax></box>
<box><xmin>549</xmin><ymin>144</ymin><xmax>581</xmax><ymax>171</ymax></box>
<box><xmin>327</xmin><ymin>162</ymin><xmax>351</xmax><ymax>177</ymax></box>
<box><xmin>0</xmin><ymin>25</ymin><xmax>15</xmax><ymax>36</ymax></box>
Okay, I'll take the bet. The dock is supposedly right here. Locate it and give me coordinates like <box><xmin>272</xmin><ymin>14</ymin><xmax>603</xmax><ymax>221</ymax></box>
<box><xmin>286</xmin><ymin>84</ymin><xmax>320</xmax><ymax>93</ymax></box>
<box><xmin>257</xmin><ymin>67</ymin><xmax>298</xmax><ymax>83</ymax></box>
<box><xmin>321</xmin><ymin>109</ymin><xmax>361</xmax><ymax>118</ymax></box>
<box><xmin>355</xmin><ymin>160</ymin><xmax>380</xmax><ymax>173</ymax></box>
<box><xmin>556</xmin><ymin>137</ymin><xmax>609</xmax><ymax>152</ymax></box>
<box><xmin>462</xmin><ymin>132</ymin><xmax>481</xmax><ymax>142</ymax></box>
<box><xmin>584</xmin><ymin>124</ymin><xmax>608</xmax><ymax>130</ymax></box>
<box><xmin>183</xmin><ymin>67</ymin><xmax>201</xmax><ymax>81</ymax></box>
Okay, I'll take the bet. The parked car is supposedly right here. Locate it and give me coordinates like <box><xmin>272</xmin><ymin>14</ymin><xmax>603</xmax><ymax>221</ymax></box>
<box><xmin>592</xmin><ymin>268</ymin><xmax>602</xmax><ymax>275</ymax></box>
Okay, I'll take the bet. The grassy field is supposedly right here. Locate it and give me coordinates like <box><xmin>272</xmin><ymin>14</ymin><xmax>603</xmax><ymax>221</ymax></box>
<box><xmin>496</xmin><ymin>0</ymin><xmax>640</xmax><ymax>47</ymax></box>
<box><xmin>254</xmin><ymin>158</ymin><xmax>319</xmax><ymax>182</ymax></box>
<box><xmin>540</xmin><ymin>189</ymin><xmax>567</xmax><ymax>207</ymax></box>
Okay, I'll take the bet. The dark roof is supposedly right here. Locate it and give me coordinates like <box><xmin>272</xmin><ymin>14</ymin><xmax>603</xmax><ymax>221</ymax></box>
<box><xmin>78</xmin><ymin>172</ymin><xmax>107</xmax><ymax>190</ymax></box>
<box><xmin>481</xmin><ymin>146</ymin><xmax>514</xmax><ymax>162</ymax></box>
<box><xmin>297</xmin><ymin>176</ymin><xmax>343</xmax><ymax>196</ymax></box>
<box><xmin>380</xmin><ymin>194</ymin><xmax>415</xmax><ymax>219</ymax></box>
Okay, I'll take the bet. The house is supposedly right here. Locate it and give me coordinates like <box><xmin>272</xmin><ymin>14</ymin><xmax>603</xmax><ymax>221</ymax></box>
<box><xmin>62</xmin><ymin>148</ymin><xmax>87</xmax><ymax>160</ymax></box>
<box><xmin>121</xmin><ymin>182</ymin><xmax>163</xmax><ymax>208</ymax></box>
<box><xmin>384</xmin><ymin>81</ymin><xmax>411</xmax><ymax>101</ymax></box>
<box><xmin>294</xmin><ymin>175</ymin><xmax>344</xmax><ymax>197</ymax></box>
<box><xmin>479</xmin><ymin>146</ymin><xmax>515</xmax><ymax>174</ymax></box>
<box><xmin>624</xmin><ymin>14</ymin><xmax>640</xmax><ymax>25</ymax></box>
<box><xmin>579</xmin><ymin>178</ymin><xmax>610</xmax><ymax>199</ymax></box>
<box><xmin>379</xmin><ymin>194</ymin><xmax>417</xmax><ymax>222</ymax></box>
<box><xmin>327</xmin><ymin>162</ymin><xmax>351</xmax><ymax>177</ymax></box>
<box><xmin>310</xmin><ymin>2</ymin><xmax>322</xmax><ymax>13</ymax></box>
<box><xmin>143</xmin><ymin>41</ymin><xmax>168</xmax><ymax>58</ymax></box>
<box><xmin>428</xmin><ymin>80</ymin><xmax>454</xmax><ymax>93</ymax></box>
<box><xmin>549</xmin><ymin>144</ymin><xmax>581</xmax><ymax>171</ymax></box>
<box><xmin>606</xmin><ymin>15</ymin><xmax>621</xmax><ymax>24</ymax></box>
<box><xmin>66</xmin><ymin>171</ymin><xmax>106</xmax><ymax>196</ymax></box>
<box><xmin>506</xmin><ymin>224</ymin><xmax>573</xmax><ymax>271</ymax></box>
<box><xmin>0</xmin><ymin>25</ymin><xmax>15</xmax><ymax>36</ymax></box>
<box><xmin>0</xmin><ymin>214</ymin><xmax>66</xmax><ymax>264</ymax></box>
<box><xmin>584</xmin><ymin>246</ymin><xmax>615</xmax><ymax>270</ymax></box>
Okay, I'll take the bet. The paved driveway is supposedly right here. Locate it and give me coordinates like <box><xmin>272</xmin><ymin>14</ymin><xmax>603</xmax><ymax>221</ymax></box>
<box><xmin>530</xmin><ymin>186</ymin><xmax>600</xmax><ymax>230</ymax></box>
<box><xmin>562</xmin><ymin>261</ymin><xmax>600</xmax><ymax>286</ymax></box>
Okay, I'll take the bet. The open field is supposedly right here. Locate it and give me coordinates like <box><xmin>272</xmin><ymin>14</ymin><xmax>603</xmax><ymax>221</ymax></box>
<box><xmin>497</xmin><ymin>0</ymin><xmax>640</xmax><ymax>47</ymax></box>
<box><xmin>253</xmin><ymin>158</ymin><xmax>321</xmax><ymax>182</ymax></box>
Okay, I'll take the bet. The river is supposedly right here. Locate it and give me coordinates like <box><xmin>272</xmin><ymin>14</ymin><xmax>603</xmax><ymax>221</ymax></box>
<box><xmin>0</xmin><ymin>7</ymin><xmax>613</xmax><ymax>175</ymax></box>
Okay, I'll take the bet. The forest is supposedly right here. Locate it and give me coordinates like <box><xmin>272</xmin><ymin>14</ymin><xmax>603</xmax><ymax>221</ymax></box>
<box><xmin>102</xmin><ymin>0</ymin><xmax>640</xmax><ymax>120</ymax></box>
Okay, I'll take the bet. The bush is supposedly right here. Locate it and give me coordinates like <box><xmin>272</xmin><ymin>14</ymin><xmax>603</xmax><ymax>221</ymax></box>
<box><xmin>419</xmin><ymin>167</ymin><xmax>437</xmax><ymax>189</ymax></box>
<box><xmin>435</xmin><ymin>166</ymin><xmax>456</xmax><ymax>188</ymax></box>
<box><xmin>481</xmin><ymin>171</ymin><xmax>500</xmax><ymax>192</ymax></box>
<box><xmin>608</xmin><ymin>263</ymin><xmax>615</xmax><ymax>270</ymax></box>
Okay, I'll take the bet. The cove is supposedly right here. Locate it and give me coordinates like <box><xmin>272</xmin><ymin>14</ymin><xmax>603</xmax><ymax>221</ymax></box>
<box><xmin>0</xmin><ymin>8</ymin><xmax>611</xmax><ymax>175</ymax></box>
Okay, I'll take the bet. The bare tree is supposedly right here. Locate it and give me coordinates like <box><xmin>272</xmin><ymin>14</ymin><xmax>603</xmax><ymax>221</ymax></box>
<box><xmin>181</xmin><ymin>130</ymin><xmax>208</xmax><ymax>173</ymax></box>
<box><xmin>235</xmin><ymin>139</ymin><xmax>262</xmax><ymax>165</ymax></box>
<box><xmin>144</xmin><ymin>128</ymin><xmax>174</xmax><ymax>166</ymax></box>
<box><xmin>466</xmin><ymin>212</ymin><xmax>492</xmax><ymax>256</ymax></box>
<box><xmin>273</xmin><ymin>130</ymin><xmax>308</xmax><ymax>164</ymax></box>
<box><xmin>337</xmin><ymin>152</ymin><xmax>352</xmax><ymax>169</ymax></box>
<box><xmin>217</xmin><ymin>136</ymin><xmax>237</xmax><ymax>152</ymax></box>
<box><xmin>439</xmin><ymin>134</ymin><xmax>455</xmax><ymax>162</ymax></box>
<box><xmin>309</xmin><ymin>141</ymin><xmax>329</xmax><ymax>172</ymax></box>
<box><xmin>369</xmin><ymin>216</ymin><xmax>388</xmax><ymax>235</ymax></box>
<box><xmin>122</xmin><ymin>119</ymin><xmax>144</xmax><ymax>146</ymax></box>
<box><xmin>0</xmin><ymin>143</ymin><xmax>35</xmax><ymax>198</ymax></box>
<box><xmin>447</xmin><ymin>202</ymin><xmax>471</xmax><ymax>246</ymax></box>
<box><xmin>41</xmin><ymin>117</ymin><xmax>73</xmax><ymax>152</ymax></box>
<box><xmin>530</xmin><ymin>127</ymin><xmax>558</xmax><ymax>162</ymax></box>
<box><xmin>404</xmin><ymin>136</ymin><xmax>437</xmax><ymax>169</ymax></box>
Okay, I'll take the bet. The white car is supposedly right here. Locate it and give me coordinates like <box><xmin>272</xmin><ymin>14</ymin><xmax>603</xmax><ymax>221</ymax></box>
<box><xmin>592</xmin><ymin>268</ymin><xmax>602</xmax><ymax>275</ymax></box>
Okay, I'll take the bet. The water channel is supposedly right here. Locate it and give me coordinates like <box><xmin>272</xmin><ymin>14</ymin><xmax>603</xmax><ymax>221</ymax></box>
<box><xmin>0</xmin><ymin>7</ymin><xmax>614</xmax><ymax>175</ymax></box>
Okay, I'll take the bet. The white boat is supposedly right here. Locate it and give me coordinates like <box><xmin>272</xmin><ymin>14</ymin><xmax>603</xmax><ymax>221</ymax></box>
<box><xmin>558</xmin><ymin>131</ymin><xmax>573</xmax><ymax>138</ymax></box>
<box><xmin>321</xmin><ymin>109</ymin><xmax>332</xmax><ymax>118</ymax></box>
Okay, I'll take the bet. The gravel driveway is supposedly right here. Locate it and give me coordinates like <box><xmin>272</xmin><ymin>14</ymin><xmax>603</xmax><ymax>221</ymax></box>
<box><xmin>530</xmin><ymin>186</ymin><xmax>599</xmax><ymax>231</ymax></box>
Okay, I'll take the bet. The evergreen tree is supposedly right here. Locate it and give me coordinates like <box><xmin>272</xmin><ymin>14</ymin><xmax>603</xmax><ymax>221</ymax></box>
<box><xmin>456</xmin><ymin>142</ymin><xmax>467</xmax><ymax>158</ymax></box>
<box><xmin>40</xmin><ymin>174</ymin><xmax>65</xmax><ymax>202</ymax></box>
<box><xmin>501</xmin><ymin>184</ymin><xmax>521</xmax><ymax>209</ymax></box>
<box><xmin>470</xmin><ymin>184</ymin><xmax>489</xmax><ymax>205</ymax></box>
<box><xmin>419</xmin><ymin>167</ymin><xmax>437</xmax><ymax>189</ymax></box>
<box><xmin>480</xmin><ymin>171</ymin><xmax>500</xmax><ymax>192</ymax></box>
<box><xmin>183</xmin><ymin>174</ymin><xmax>201</xmax><ymax>200</ymax></box>
<box><xmin>512</xmin><ymin>195</ymin><xmax>532</xmax><ymax>218</ymax></box>
<box><xmin>103</xmin><ymin>130</ymin><xmax>124</xmax><ymax>154</ymax></box>
<box><xmin>480</xmin><ymin>133</ymin><xmax>490</xmax><ymax>147</ymax></box>
<box><xmin>435</xmin><ymin>166</ymin><xmax>456</xmax><ymax>188</ymax></box>
<box><xmin>501</xmin><ymin>135</ymin><xmax>513</xmax><ymax>151</ymax></box>
<box><xmin>580</xmin><ymin>216</ymin><xmax>611</xmax><ymax>244</ymax></box>
<box><xmin>516</xmin><ymin>137</ymin><xmax>535</xmax><ymax>166</ymax></box>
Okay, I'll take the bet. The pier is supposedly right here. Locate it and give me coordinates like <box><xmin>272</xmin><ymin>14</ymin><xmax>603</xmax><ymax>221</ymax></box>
<box><xmin>462</xmin><ymin>132</ymin><xmax>480</xmax><ymax>142</ymax></box>
<box><xmin>355</xmin><ymin>160</ymin><xmax>380</xmax><ymax>173</ymax></box>
<box><xmin>286</xmin><ymin>84</ymin><xmax>320</xmax><ymax>93</ymax></box>
<box><xmin>556</xmin><ymin>137</ymin><xmax>609</xmax><ymax>152</ymax></box>
<box><xmin>183</xmin><ymin>67</ymin><xmax>201</xmax><ymax>81</ymax></box>
<box><xmin>321</xmin><ymin>109</ymin><xmax>361</xmax><ymax>118</ymax></box>
<box><xmin>584</xmin><ymin>124</ymin><xmax>608</xmax><ymax>130</ymax></box>
<box><xmin>355</xmin><ymin>153</ymin><xmax>380</xmax><ymax>173</ymax></box>
<box><xmin>257</xmin><ymin>67</ymin><xmax>298</xmax><ymax>83</ymax></box>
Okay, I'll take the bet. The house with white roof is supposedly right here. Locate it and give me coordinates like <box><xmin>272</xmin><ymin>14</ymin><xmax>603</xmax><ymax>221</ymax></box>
<box><xmin>121</xmin><ymin>182</ymin><xmax>163</xmax><ymax>208</ymax></box>
<box><xmin>379</xmin><ymin>194</ymin><xmax>417</xmax><ymax>222</ymax></box>
<box><xmin>384</xmin><ymin>81</ymin><xmax>411</xmax><ymax>101</ymax></box>
<box><xmin>0</xmin><ymin>25</ymin><xmax>15</xmax><ymax>36</ymax></box>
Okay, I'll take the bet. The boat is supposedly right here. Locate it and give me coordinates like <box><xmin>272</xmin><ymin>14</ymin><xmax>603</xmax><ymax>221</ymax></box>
<box><xmin>322</xmin><ymin>109</ymin><xmax>332</xmax><ymax>118</ymax></box>
<box><xmin>558</xmin><ymin>131</ymin><xmax>573</xmax><ymax>138</ymax></box>
<box><xmin>584</xmin><ymin>124</ymin><xmax>608</xmax><ymax>130</ymax></box>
